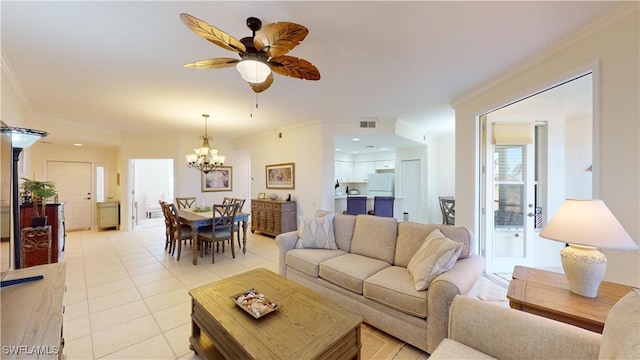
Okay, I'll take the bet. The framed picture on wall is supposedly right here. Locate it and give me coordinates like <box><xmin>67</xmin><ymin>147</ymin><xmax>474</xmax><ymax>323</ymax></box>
<box><xmin>201</xmin><ymin>166</ymin><xmax>232</xmax><ymax>192</ymax></box>
<box><xmin>265</xmin><ymin>163</ymin><xmax>295</xmax><ymax>189</ymax></box>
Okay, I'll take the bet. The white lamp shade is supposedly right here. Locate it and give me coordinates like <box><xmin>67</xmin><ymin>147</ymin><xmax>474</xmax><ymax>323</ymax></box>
<box><xmin>185</xmin><ymin>154</ymin><xmax>197</xmax><ymax>163</ymax></box>
<box><xmin>236</xmin><ymin>60</ymin><xmax>271</xmax><ymax>83</ymax></box>
<box><xmin>540</xmin><ymin>199</ymin><xmax>638</xmax><ymax>250</ymax></box>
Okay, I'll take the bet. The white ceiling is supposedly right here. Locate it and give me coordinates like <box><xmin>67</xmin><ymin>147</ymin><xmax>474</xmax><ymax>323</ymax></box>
<box><xmin>1</xmin><ymin>1</ymin><xmax>620</xmax><ymax>149</ymax></box>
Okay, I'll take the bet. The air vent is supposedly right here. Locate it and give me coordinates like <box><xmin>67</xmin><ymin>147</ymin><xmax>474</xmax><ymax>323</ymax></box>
<box><xmin>359</xmin><ymin>120</ymin><xmax>377</xmax><ymax>128</ymax></box>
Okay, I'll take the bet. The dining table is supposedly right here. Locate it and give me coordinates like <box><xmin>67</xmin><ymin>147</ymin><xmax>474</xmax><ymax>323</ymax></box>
<box><xmin>178</xmin><ymin>209</ymin><xmax>251</xmax><ymax>265</ymax></box>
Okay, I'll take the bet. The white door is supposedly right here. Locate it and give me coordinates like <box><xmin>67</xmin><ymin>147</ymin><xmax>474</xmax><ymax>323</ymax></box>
<box><xmin>400</xmin><ymin>159</ymin><xmax>422</xmax><ymax>222</ymax></box>
<box><xmin>483</xmin><ymin>122</ymin><xmax>536</xmax><ymax>273</ymax></box>
<box><xmin>47</xmin><ymin>161</ymin><xmax>92</xmax><ymax>230</ymax></box>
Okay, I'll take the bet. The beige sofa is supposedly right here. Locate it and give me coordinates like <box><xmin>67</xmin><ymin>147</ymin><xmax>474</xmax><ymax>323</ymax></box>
<box><xmin>275</xmin><ymin>213</ymin><xmax>485</xmax><ymax>354</ymax></box>
<box><xmin>430</xmin><ymin>290</ymin><xmax>640</xmax><ymax>359</ymax></box>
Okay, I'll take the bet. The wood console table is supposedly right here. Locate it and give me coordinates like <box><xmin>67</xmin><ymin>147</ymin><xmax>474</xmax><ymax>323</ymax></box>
<box><xmin>507</xmin><ymin>266</ymin><xmax>637</xmax><ymax>333</ymax></box>
<box><xmin>1</xmin><ymin>263</ymin><xmax>67</xmax><ymax>359</ymax></box>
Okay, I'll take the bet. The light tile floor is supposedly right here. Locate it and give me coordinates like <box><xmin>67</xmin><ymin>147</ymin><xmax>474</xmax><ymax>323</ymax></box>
<box><xmin>62</xmin><ymin>221</ymin><xmax>280</xmax><ymax>359</ymax></box>
<box><xmin>60</xmin><ymin>219</ymin><xmax>432</xmax><ymax>359</ymax></box>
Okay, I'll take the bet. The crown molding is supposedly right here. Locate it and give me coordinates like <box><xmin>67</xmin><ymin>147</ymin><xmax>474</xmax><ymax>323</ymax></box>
<box><xmin>1</xmin><ymin>53</ymin><xmax>33</xmax><ymax>110</ymax></box>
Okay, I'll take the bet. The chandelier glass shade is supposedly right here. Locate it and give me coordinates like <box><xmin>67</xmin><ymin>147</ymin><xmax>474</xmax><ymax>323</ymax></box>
<box><xmin>236</xmin><ymin>59</ymin><xmax>271</xmax><ymax>83</ymax></box>
<box><xmin>185</xmin><ymin>114</ymin><xmax>225</xmax><ymax>174</ymax></box>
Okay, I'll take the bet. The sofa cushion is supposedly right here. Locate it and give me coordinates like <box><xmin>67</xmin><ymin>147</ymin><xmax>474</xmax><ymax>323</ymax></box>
<box><xmin>599</xmin><ymin>289</ymin><xmax>640</xmax><ymax>360</ymax></box>
<box><xmin>286</xmin><ymin>249</ymin><xmax>347</xmax><ymax>277</ymax></box>
<box><xmin>407</xmin><ymin>229</ymin><xmax>463</xmax><ymax>291</ymax></box>
<box><xmin>363</xmin><ymin>266</ymin><xmax>428</xmax><ymax>318</ymax></box>
<box><xmin>319</xmin><ymin>253</ymin><xmax>391</xmax><ymax>294</ymax></box>
<box><xmin>350</xmin><ymin>215</ymin><xmax>398</xmax><ymax>264</ymax></box>
<box><xmin>395</xmin><ymin>222</ymin><xmax>473</xmax><ymax>267</ymax></box>
<box><xmin>334</xmin><ymin>213</ymin><xmax>356</xmax><ymax>252</ymax></box>
<box><xmin>295</xmin><ymin>213</ymin><xmax>337</xmax><ymax>249</ymax></box>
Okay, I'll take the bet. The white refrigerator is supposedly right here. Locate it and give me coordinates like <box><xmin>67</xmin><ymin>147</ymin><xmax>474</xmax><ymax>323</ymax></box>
<box><xmin>367</xmin><ymin>173</ymin><xmax>394</xmax><ymax>196</ymax></box>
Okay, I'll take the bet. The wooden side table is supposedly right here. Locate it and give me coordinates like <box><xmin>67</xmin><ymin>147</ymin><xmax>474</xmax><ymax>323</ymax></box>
<box><xmin>507</xmin><ymin>266</ymin><xmax>637</xmax><ymax>333</ymax></box>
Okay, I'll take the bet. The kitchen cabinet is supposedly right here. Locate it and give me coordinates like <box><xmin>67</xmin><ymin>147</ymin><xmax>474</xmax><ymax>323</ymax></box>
<box><xmin>374</xmin><ymin>159</ymin><xmax>395</xmax><ymax>170</ymax></box>
<box><xmin>353</xmin><ymin>161</ymin><xmax>375</xmax><ymax>182</ymax></box>
<box><xmin>335</xmin><ymin>161</ymin><xmax>354</xmax><ymax>182</ymax></box>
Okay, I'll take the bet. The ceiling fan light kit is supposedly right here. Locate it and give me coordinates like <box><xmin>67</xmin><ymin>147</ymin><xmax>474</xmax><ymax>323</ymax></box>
<box><xmin>180</xmin><ymin>13</ymin><xmax>320</xmax><ymax>93</ymax></box>
<box><xmin>236</xmin><ymin>59</ymin><xmax>271</xmax><ymax>83</ymax></box>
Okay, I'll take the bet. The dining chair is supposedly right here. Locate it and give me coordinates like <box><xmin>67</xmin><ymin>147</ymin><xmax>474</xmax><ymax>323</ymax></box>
<box><xmin>175</xmin><ymin>196</ymin><xmax>196</xmax><ymax>209</ymax></box>
<box><xmin>438</xmin><ymin>196</ymin><xmax>455</xmax><ymax>225</ymax></box>
<box><xmin>344</xmin><ymin>195</ymin><xmax>368</xmax><ymax>215</ymax></box>
<box><xmin>197</xmin><ymin>202</ymin><xmax>240</xmax><ymax>263</ymax></box>
<box><xmin>368</xmin><ymin>196</ymin><xmax>395</xmax><ymax>217</ymax></box>
<box><xmin>222</xmin><ymin>197</ymin><xmax>233</xmax><ymax>205</ymax></box>
<box><xmin>159</xmin><ymin>200</ymin><xmax>173</xmax><ymax>253</ymax></box>
<box><xmin>231</xmin><ymin>198</ymin><xmax>246</xmax><ymax>248</ymax></box>
<box><xmin>169</xmin><ymin>203</ymin><xmax>193</xmax><ymax>261</ymax></box>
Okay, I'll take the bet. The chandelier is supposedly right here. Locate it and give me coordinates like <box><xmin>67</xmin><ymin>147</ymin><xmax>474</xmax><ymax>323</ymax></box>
<box><xmin>185</xmin><ymin>114</ymin><xmax>225</xmax><ymax>174</ymax></box>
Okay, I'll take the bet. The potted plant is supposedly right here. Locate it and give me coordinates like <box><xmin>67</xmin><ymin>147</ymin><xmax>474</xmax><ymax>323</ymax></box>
<box><xmin>20</xmin><ymin>178</ymin><xmax>57</xmax><ymax>227</ymax></box>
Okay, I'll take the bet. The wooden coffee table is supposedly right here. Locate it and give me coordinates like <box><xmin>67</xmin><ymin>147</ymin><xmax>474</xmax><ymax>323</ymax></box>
<box><xmin>189</xmin><ymin>268</ymin><xmax>363</xmax><ymax>359</ymax></box>
<box><xmin>507</xmin><ymin>266</ymin><xmax>637</xmax><ymax>333</ymax></box>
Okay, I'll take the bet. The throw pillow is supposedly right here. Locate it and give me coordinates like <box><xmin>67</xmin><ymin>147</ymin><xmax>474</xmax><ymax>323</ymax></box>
<box><xmin>295</xmin><ymin>213</ymin><xmax>337</xmax><ymax>249</ymax></box>
<box><xmin>407</xmin><ymin>229</ymin><xmax>463</xmax><ymax>291</ymax></box>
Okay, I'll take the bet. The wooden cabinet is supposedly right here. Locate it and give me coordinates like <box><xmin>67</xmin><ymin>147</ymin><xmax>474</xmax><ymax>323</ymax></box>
<box><xmin>1</xmin><ymin>263</ymin><xmax>66</xmax><ymax>359</ymax></box>
<box><xmin>251</xmin><ymin>199</ymin><xmax>297</xmax><ymax>236</ymax></box>
<box><xmin>20</xmin><ymin>226</ymin><xmax>52</xmax><ymax>268</ymax></box>
<box><xmin>19</xmin><ymin>203</ymin><xmax>65</xmax><ymax>267</ymax></box>
<box><xmin>97</xmin><ymin>201</ymin><xmax>120</xmax><ymax>231</ymax></box>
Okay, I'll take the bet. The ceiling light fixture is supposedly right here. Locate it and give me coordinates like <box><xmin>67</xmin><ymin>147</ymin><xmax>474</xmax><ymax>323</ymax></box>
<box><xmin>185</xmin><ymin>114</ymin><xmax>225</xmax><ymax>174</ymax></box>
<box><xmin>236</xmin><ymin>59</ymin><xmax>271</xmax><ymax>83</ymax></box>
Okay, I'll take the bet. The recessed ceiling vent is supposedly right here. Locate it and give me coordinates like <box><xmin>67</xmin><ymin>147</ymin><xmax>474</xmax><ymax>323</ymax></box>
<box><xmin>359</xmin><ymin>120</ymin><xmax>377</xmax><ymax>128</ymax></box>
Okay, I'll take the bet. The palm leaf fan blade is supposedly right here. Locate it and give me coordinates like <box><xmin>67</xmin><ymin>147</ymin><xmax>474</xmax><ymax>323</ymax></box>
<box><xmin>184</xmin><ymin>58</ymin><xmax>239</xmax><ymax>69</ymax></box>
<box><xmin>180</xmin><ymin>13</ymin><xmax>246</xmax><ymax>53</ymax></box>
<box><xmin>269</xmin><ymin>56</ymin><xmax>320</xmax><ymax>80</ymax></box>
<box><xmin>249</xmin><ymin>73</ymin><xmax>274</xmax><ymax>93</ymax></box>
<box><xmin>254</xmin><ymin>22</ymin><xmax>309</xmax><ymax>58</ymax></box>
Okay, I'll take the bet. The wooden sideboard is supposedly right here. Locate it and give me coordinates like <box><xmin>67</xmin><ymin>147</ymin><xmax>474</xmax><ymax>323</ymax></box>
<box><xmin>97</xmin><ymin>201</ymin><xmax>120</xmax><ymax>231</ymax></box>
<box><xmin>1</xmin><ymin>263</ymin><xmax>67</xmax><ymax>359</ymax></box>
<box><xmin>19</xmin><ymin>203</ymin><xmax>65</xmax><ymax>267</ymax></box>
<box><xmin>251</xmin><ymin>199</ymin><xmax>297</xmax><ymax>236</ymax></box>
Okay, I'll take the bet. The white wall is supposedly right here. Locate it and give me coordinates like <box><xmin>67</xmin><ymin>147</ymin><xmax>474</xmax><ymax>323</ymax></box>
<box><xmin>236</xmin><ymin>121</ymin><xmax>325</xmax><ymax>218</ymax></box>
<box><xmin>565</xmin><ymin>116</ymin><xmax>593</xmax><ymax>198</ymax></box>
<box><xmin>453</xmin><ymin>4</ymin><xmax>639</xmax><ymax>286</ymax></box>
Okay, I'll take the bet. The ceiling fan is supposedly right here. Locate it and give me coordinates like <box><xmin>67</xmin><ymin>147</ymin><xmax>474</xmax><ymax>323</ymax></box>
<box><xmin>180</xmin><ymin>13</ymin><xmax>320</xmax><ymax>93</ymax></box>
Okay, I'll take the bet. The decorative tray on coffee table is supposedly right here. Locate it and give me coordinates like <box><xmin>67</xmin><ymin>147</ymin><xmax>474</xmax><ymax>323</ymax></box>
<box><xmin>231</xmin><ymin>288</ymin><xmax>280</xmax><ymax>319</ymax></box>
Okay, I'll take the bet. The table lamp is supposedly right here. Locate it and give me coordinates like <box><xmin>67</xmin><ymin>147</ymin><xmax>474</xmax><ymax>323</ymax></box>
<box><xmin>540</xmin><ymin>199</ymin><xmax>638</xmax><ymax>298</ymax></box>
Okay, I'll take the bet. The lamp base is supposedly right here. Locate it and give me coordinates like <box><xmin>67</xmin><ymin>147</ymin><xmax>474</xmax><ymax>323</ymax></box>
<box><xmin>560</xmin><ymin>244</ymin><xmax>607</xmax><ymax>298</ymax></box>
